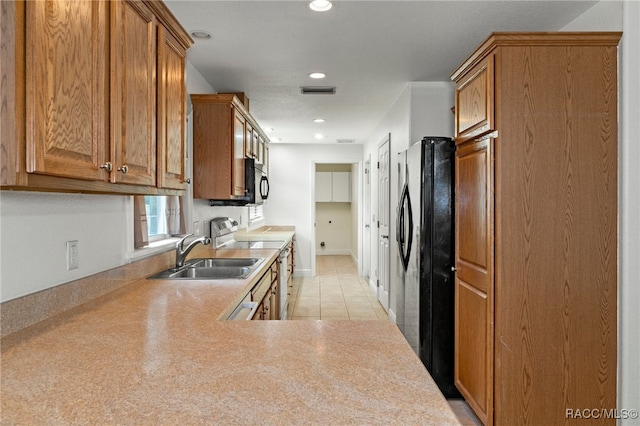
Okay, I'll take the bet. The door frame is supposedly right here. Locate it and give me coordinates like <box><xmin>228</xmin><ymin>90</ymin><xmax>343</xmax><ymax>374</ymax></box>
<box><xmin>310</xmin><ymin>161</ymin><xmax>362</xmax><ymax>277</ymax></box>
<box><xmin>361</xmin><ymin>154</ymin><xmax>371</xmax><ymax>279</ymax></box>
<box><xmin>376</xmin><ymin>134</ymin><xmax>391</xmax><ymax>311</ymax></box>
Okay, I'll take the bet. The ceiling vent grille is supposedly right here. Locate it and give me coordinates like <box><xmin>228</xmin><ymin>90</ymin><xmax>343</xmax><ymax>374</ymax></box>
<box><xmin>300</xmin><ymin>86</ymin><xmax>336</xmax><ymax>95</ymax></box>
<box><xmin>336</xmin><ymin>139</ymin><xmax>355</xmax><ymax>144</ymax></box>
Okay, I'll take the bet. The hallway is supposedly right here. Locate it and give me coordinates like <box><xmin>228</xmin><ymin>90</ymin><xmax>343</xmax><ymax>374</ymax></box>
<box><xmin>289</xmin><ymin>255</ymin><xmax>388</xmax><ymax>320</ymax></box>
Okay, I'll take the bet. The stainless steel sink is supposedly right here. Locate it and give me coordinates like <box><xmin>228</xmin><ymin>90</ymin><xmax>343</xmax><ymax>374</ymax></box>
<box><xmin>189</xmin><ymin>258</ymin><xmax>263</xmax><ymax>268</ymax></box>
<box><xmin>148</xmin><ymin>257</ymin><xmax>264</xmax><ymax>280</ymax></box>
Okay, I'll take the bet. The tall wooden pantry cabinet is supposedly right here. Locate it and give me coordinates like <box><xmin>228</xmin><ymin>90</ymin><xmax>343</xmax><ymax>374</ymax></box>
<box><xmin>451</xmin><ymin>32</ymin><xmax>621</xmax><ymax>425</ymax></box>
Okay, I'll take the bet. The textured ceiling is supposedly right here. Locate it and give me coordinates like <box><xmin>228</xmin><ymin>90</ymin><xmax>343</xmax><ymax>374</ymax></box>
<box><xmin>165</xmin><ymin>1</ymin><xmax>597</xmax><ymax>144</ymax></box>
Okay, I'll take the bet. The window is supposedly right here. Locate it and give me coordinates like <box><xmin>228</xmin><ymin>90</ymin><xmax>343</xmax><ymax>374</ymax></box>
<box><xmin>248</xmin><ymin>204</ymin><xmax>264</xmax><ymax>224</ymax></box>
<box><xmin>145</xmin><ymin>196</ymin><xmax>169</xmax><ymax>241</ymax></box>
<box><xmin>133</xmin><ymin>195</ymin><xmax>184</xmax><ymax>248</ymax></box>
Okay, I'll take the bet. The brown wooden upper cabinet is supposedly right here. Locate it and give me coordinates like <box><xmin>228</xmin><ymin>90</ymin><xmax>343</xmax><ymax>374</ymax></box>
<box><xmin>191</xmin><ymin>94</ymin><xmax>270</xmax><ymax>202</ymax></box>
<box><xmin>110</xmin><ymin>0</ymin><xmax>157</xmax><ymax>187</ymax></box>
<box><xmin>0</xmin><ymin>0</ymin><xmax>192</xmax><ymax>195</ymax></box>
<box><xmin>245</xmin><ymin>122</ymin><xmax>255</xmax><ymax>159</ymax></box>
<box><xmin>233</xmin><ymin>109</ymin><xmax>247</xmax><ymax>197</ymax></box>
<box><xmin>157</xmin><ymin>25</ymin><xmax>188</xmax><ymax>190</ymax></box>
<box><xmin>454</xmin><ymin>55</ymin><xmax>494</xmax><ymax>142</ymax></box>
<box><xmin>451</xmin><ymin>32</ymin><xmax>621</xmax><ymax>426</ymax></box>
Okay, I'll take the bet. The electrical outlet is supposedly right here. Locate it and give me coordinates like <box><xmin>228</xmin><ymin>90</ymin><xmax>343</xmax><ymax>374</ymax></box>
<box><xmin>193</xmin><ymin>221</ymin><xmax>200</xmax><ymax>235</ymax></box>
<box><xmin>66</xmin><ymin>240</ymin><xmax>79</xmax><ymax>270</ymax></box>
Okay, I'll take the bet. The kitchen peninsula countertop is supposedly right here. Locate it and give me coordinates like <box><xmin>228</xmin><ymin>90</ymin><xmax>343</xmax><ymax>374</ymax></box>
<box><xmin>233</xmin><ymin>225</ymin><xmax>296</xmax><ymax>242</ymax></box>
<box><xmin>1</xmin><ymin>246</ymin><xmax>460</xmax><ymax>424</ymax></box>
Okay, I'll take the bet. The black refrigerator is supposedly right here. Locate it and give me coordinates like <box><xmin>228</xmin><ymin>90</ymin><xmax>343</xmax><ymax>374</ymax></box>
<box><xmin>396</xmin><ymin>136</ymin><xmax>460</xmax><ymax>398</ymax></box>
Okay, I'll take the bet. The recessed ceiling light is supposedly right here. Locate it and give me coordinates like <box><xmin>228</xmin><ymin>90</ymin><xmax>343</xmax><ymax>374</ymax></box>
<box><xmin>309</xmin><ymin>72</ymin><xmax>326</xmax><ymax>79</ymax></box>
<box><xmin>191</xmin><ymin>30</ymin><xmax>212</xmax><ymax>40</ymax></box>
<box><xmin>313</xmin><ymin>118</ymin><xmax>325</xmax><ymax>123</ymax></box>
<box><xmin>309</xmin><ymin>0</ymin><xmax>333</xmax><ymax>12</ymax></box>
<box><xmin>315</xmin><ymin>134</ymin><xmax>324</xmax><ymax>139</ymax></box>
<box><xmin>264</xmin><ymin>127</ymin><xmax>274</xmax><ymax>133</ymax></box>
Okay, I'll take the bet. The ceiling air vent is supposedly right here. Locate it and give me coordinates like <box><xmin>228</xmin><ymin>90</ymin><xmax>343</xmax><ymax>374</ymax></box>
<box><xmin>336</xmin><ymin>139</ymin><xmax>355</xmax><ymax>144</ymax></box>
<box><xmin>300</xmin><ymin>86</ymin><xmax>336</xmax><ymax>95</ymax></box>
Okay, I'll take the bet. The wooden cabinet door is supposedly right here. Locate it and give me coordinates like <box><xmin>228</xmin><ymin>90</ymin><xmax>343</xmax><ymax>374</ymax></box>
<box><xmin>269</xmin><ymin>275</ymin><xmax>279</xmax><ymax>320</ymax></box>
<box><xmin>454</xmin><ymin>137</ymin><xmax>494</xmax><ymax>426</ymax></box>
<box><xmin>251</xmin><ymin>130</ymin><xmax>262</xmax><ymax>163</ymax></box>
<box><xmin>257</xmin><ymin>134</ymin><xmax>265</xmax><ymax>164</ymax></box>
<box><xmin>232</xmin><ymin>109</ymin><xmax>246</xmax><ymax>196</ymax></box>
<box><xmin>157</xmin><ymin>25</ymin><xmax>186</xmax><ymax>189</ymax></box>
<box><xmin>110</xmin><ymin>0</ymin><xmax>156</xmax><ymax>186</ymax></box>
<box><xmin>244</xmin><ymin>122</ymin><xmax>254</xmax><ymax>158</ymax></box>
<box><xmin>263</xmin><ymin>143</ymin><xmax>269</xmax><ymax>174</ymax></box>
<box><xmin>455</xmin><ymin>55</ymin><xmax>494</xmax><ymax>142</ymax></box>
<box><xmin>26</xmin><ymin>0</ymin><xmax>109</xmax><ymax>181</ymax></box>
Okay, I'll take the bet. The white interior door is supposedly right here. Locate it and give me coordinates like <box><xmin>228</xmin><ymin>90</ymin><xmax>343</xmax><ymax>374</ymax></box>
<box><xmin>363</xmin><ymin>157</ymin><xmax>371</xmax><ymax>281</ymax></box>
<box><xmin>377</xmin><ymin>136</ymin><xmax>390</xmax><ymax>311</ymax></box>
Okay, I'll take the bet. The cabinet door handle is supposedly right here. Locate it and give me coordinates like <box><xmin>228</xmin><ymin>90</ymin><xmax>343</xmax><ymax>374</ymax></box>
<box><xmin>117</xmin><ymin>165</ymin><xmax>129</xmax><ymax>174</ymax></box>
<box><xmin>99</xmin><ymin>162</ymin><xmax>113</xmax><ymax>172</ymax></box>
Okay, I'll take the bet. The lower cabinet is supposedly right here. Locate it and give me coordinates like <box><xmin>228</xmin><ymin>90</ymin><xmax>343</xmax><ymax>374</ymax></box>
<box><xmin>251</xmin><ymin>260</ymin><xmax>279</xmax><ymax>320</ymax></box>
<box><xmin>286</xmin><ymin>240</ymin><xmax>296</xmax><ymax>318</ymax></box>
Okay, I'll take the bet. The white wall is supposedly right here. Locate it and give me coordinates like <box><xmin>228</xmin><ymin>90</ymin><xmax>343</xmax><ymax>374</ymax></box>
<box><xmin>264</xmin><ymin>143</ymin><xmax>363</xmax><ymax>276</ymax></box>
<box><xmin>362</xmin><ymin>82</ymin><xmax>454</xmax><ymax>319</ymax></box>
<box><xmin>0</xmin><ymin>192</ymin><xmax>130</xmax><ymax>301</ymax></box>
<box><xmin>316</xmin><ymin>203</ymin><xmax>353</xmax><ymax>254</ymax></box>
<box><xmin>561</xmin><ymin>0</ymin><xmax>640</xmax><ymax>420</ymax></box>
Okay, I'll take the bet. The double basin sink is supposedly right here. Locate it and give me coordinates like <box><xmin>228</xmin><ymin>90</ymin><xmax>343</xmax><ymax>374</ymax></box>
<box><xmin>148</xmin><ymin>257</ymin><xmax>264</xmax><ymax>280</ymax></box>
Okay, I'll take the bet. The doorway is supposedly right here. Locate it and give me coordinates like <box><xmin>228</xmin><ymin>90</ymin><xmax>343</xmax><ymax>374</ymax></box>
<box><xmin>314</xmin><ymin>163</ymin><xmax>359</xmax><ymax>268</ymax></box>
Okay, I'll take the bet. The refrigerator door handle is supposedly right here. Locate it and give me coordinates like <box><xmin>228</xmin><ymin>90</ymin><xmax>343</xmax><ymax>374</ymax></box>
<box><xmin>398</xmin><ymin>182</ymin><xmax>413</xmax><ymax>271</ymax></box>
<box><xmin>396</xmin><ymin>192</ymin><xmax>404</xmax><ymax>247</ymax></box>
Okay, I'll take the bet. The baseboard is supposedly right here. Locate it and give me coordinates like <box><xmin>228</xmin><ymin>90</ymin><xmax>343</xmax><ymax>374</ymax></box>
<box><xmin>368</xmin><ymin>277</ymin><xmax>377</xmax><ymax>295</ymax></box>
<box><xmin>388</xmin><ymin>308</ymin><xmax>397</xmax><ymax>324</ymax></box>
<box><xmin>292</xmin><ymin>269</ymin><xmax>313</xmax><ymax>278</ymax></box>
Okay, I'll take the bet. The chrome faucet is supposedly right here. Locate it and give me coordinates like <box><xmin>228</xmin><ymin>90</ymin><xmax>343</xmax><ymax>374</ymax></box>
<box><xmin>175</xmin><ymin>234</ymin><xmax>211</xmax><ymax>268</ymax></box>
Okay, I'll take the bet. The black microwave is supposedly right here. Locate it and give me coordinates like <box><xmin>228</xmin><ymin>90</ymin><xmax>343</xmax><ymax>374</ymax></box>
<box><xmin>245</xmin><ymin>158</ymin><xmax>269</xmax><ymax>205</ymax></box>
<box><xmin>208</xmin><ymin>158</ymin><xmax>269</xmax><ymax>206</ymax></box>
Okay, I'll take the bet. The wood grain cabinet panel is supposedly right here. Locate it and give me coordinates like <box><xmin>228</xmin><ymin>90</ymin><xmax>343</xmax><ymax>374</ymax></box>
<box><xmin>110</xmin><ymin>0</ymin><xmax>156</xmax><ymax>186</ymax></box>
<box><xmin>455</xmin><ymin>137</ymin><xmax>494</xmax><ymax>426</ymax></box>
<box><xmin>233</xmin><ymin>109</ymin><xmax>246</xmax><ymax>196</ymax></box>
<box><xmin>244</xmin><ymin>122</ymin><xmax>254</xmax><ymax>159</ymax></box>
<box><xmin>250</xmin><ymin>261</ymin><xmax>279</xmax><ymax>320</ymax></box>
<box><xmin>25</xmin><ymin>0</ymin><xmax>109</xmax><ymax>181</ymax></box>
<box><xmin>451</xmin><ymin>32</ymin><xmax>620</xmax><ymax>426</ymax></box>
<box><xmin>455</xmin><ymin>55</ymin><xmax>494</xmax><ymax>142</ymax></box>
<box><xmin>157</xmin><ymin>25</ymin><xmax>187</xmax><ymax>190</ymax></box>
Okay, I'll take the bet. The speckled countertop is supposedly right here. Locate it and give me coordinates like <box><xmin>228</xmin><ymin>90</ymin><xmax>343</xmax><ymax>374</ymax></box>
<box><xmin>1</xmin><ymin>245</ymin><xmax>460</xmax><ymax>425</ymax></box>
<box><xmin>234</xmin><ymin>225</ymin><xmax>296</xmax><ymax>242</ymax></box>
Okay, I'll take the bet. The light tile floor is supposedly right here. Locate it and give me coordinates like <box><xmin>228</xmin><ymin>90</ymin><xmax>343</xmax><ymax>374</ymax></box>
<box><xmin>288</xmin><ymin>255</ymin><xmax>482</xmax><ymax>426</ymax></box>
<box><xmin>289</xmin><ymin>255</ymin><xmax>388</xmax><ymax>320</ymax></box>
